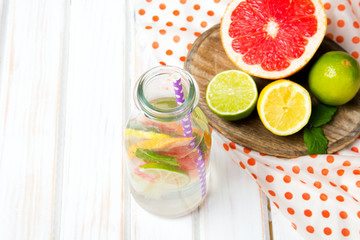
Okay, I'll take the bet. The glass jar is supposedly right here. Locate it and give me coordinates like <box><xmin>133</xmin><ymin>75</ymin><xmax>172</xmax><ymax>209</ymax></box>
<box><xmin>125</xmin><ymin>66</ymin><xmax>212</xmax><ymax>218</ymax></box>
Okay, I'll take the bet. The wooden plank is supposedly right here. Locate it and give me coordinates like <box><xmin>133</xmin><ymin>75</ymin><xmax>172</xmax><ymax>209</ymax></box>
<box><xmin>0</xmin><ymin>0</ymin><xmax>67</xmax><ymax>239</ymax></box>
<box><xmin>198</xmin><ymin>136</ymin><xmax>266</xmax><ymax>240</ymax></box>
<box><xmin>59</xmin><ymin>0</ymin><xmax>125</xmax><ymax>239</ymax></box>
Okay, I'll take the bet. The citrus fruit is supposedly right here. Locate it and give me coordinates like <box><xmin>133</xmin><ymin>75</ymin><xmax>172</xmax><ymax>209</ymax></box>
<box><xmin>308</xmin><ymin>51</ymin><xmax>360</xmax><ymax>106</ymax></box>
<box><xmin>220</xmin><ymin>0</ymin><xmax>327</xmax><ymax>79</ymax></box>
<box><xmin>257</xmin><ymin>80</ymin><xmax>312</xmax><ymax>136</ymax></box>
<box><xmin>125</xmin><ymin>129</ymin><xmax>171</xmax><ymax>139</ymax></box>
<box><xmin>139</xmin><ymin>163</ymin><xmax>190</xmax><ymax>187</ymax></box>
<box><xmin>205</xmin><ymin>70</ymin><xmax>258</xmax><ymax>121</ymax></box>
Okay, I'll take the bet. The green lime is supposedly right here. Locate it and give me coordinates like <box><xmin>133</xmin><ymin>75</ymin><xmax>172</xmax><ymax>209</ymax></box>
<box><xmin>205</xmin><ymin>70</ymin><xmax>258</xmax><ymax>121</ymax></box>
<box><xmin>139</xmin><ymin>163</ymin><xmax>190</xmax><ymax>187</ymax></box>
<box><xmin>308</xmin><ymin>51</ymin><xmax>360</xmax><ymax>106</ymax></box>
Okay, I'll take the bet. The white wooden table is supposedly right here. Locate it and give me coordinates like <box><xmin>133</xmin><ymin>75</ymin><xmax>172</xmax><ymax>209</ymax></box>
<box><xmin>0</xmin><ymin>1</ymin><xmax>304</xmax><ymax>239</ymax></box>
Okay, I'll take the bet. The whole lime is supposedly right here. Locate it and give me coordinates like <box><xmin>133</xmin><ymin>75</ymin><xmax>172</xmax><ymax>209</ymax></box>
<box><xmin>308</xmin><ymin>51</ymin><xmax>360</xmax><ymax>106</ymax></box>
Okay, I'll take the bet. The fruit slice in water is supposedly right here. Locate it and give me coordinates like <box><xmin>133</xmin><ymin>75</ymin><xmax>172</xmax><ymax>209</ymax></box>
<box><xmin>257</xmin><ymin>80</ymin><xmax>311</xmax><ymax>136</ymax></box>
<box><xmin>206</xmin><ymin>70</ymin><xmax>258</xmax><ymax>121</ymax></box>
<box><xmin>139</xmin><ymin>163</ymin><xmax>190</xmax><ymax>187</ymax></box>
<box><xmin>125</xmin><ymin>129</ymin><xmax>171</xmax><ymax>139</ymax></box>
<box><xmin>220</xmin><ymin>0</ymin><xmax>327</xmax><ymax>79</ymax></box>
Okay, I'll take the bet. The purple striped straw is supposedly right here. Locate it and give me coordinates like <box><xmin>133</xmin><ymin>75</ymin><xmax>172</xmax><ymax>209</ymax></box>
<box><xmin>172</xmin><ymin>73</ymin><xmax>206</xmax><ymax>198</ymax></box>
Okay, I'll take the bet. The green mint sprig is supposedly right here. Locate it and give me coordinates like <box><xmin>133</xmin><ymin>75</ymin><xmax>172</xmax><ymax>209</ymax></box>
<box><xmin>303</xmin><ymin>103</ymin><xmax>338</xmax><ymax>155</ymax></box>
<box><xmin>135</xmin><ymin>148</ymin><xmax>180</xmax><ymax>166</ymax></box>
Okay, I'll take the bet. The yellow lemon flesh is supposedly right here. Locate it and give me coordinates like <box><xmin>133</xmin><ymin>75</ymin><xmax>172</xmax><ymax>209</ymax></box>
<box><xmin>257</xmin><ymin>80</ymin><xmax>311</xmax><ymax>136</ymax></box>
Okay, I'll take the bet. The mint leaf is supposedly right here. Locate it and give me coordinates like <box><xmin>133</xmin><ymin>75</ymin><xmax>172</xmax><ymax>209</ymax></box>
<box><xmin>304</xmin><ymin>127</ymin><xmax>328</xmax><ymax>155</ymax></box>
<box><xmin>309</xmin><ymin>104</ymin><xmax>337</xmax><ymax>128</ymax></box>
<box><xmin>135</xmin><ymin>148</ymin><xmax>180</xmax><ymax>166</ymax></box>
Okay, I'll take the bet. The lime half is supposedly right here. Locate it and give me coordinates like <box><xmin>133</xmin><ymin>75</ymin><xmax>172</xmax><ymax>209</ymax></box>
<box><xmin>206</xmin><ymin>70</ymin><xmax>258</xmax><ymax>121</ymax></box>
<box><xmin>139</xmin><ymin>163</ymin><xmax>190</xmax><ymax>188</ymax></box>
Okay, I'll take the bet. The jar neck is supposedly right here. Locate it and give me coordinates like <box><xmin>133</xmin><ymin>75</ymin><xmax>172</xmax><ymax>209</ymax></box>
<box><xmin>134</xmin><ymin>66</ymin><xmax>199</xmax><ymax>122</ymax></box>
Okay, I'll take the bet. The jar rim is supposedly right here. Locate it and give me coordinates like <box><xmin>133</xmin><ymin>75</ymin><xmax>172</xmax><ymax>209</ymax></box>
<box><xmin>134</xmin><ymin>65</ymin><xmax>199</xmax><ymax>121</ymax></box>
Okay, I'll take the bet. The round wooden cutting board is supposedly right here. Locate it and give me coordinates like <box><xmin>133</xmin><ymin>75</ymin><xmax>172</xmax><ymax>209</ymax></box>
<box><xmin>185</xmin><ymin>24</ymin><xmax>360</xmax><ymax>158</ymax></box>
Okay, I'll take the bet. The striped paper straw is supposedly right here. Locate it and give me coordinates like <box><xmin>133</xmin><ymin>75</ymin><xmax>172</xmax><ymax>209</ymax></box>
<box><xmin>172</xmin><ymin>73</ymin><xmax>206</xmax><ymax>198</ymax></box>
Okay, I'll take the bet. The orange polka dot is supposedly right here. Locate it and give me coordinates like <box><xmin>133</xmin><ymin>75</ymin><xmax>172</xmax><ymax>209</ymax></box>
<box><xmin>353</xmin><ymin>169</ymin><xmax>360</xmax><ymax>175</ymax></box>
<box><xmin>302</xmin><ymin>193</ymin><xmax>310</xmax><ymax>200</ymax></box>
<box><xmin>214</xmin><ymin>0</ymin><xmax>220</xmax><ymax>3</ymax></box>
<box><xmin>353</xmin><ymin>197</ymin><xmax>358</xmax><ymax>202</ymax></box>
<box><xmin>244</xmin><ymin>147</ymin><xmax>251</xmax><ymax>153</ymax></box>
<box><xmin>291</xmin><ymin>223</ymin><xmax>297</xmax><ymax>230</ymax></box>
<box><xmin>259</xmin><ymin>152</ymin><xmax>266</xmax><ymax>156</ymax></box>
<box><xmin>159</xmin><ymin>61</ymin><xmax>166</xmax><ymax>65</ymax></box>
<box><xmin>310</xmin><ymin>154</ymin><xmax>317</xmax><ymax>158</ymax></box>
<box><xmin>340</xmin><ymin>185</ymin><xmax>348</xmax><ymax>192</ymax></box>
<box><xmin>159</xmin><ymin>3</ymin><xmax>166</xmax><ymax>10</ymax></box>
<box><xmin>248</xmin><ymin>158</ymin><xmax>256</xmax><ymax>166</ymax></box>
<box><xmin>229</xmin><ymin>142</ymin><xmax>236</xmax><ymax>149</ymax></box>
<box><xmin>314</xmin><ymin>181</ymin><xmax>322</xmax><ymax>189</ymax></box>
<box><xmin>320</xmin><ymin>193</ymin><xmax>328</xmax><ymax>201</ymax></box>
<box><xmin>187</xmin><ymin>43</ymin><xmax>192</xmax><ymax>50</ymax></box>
<box><xmin>351</xmin><ymin>147</ymin><xmax>359</xmax><ymax>152</ymax></box>
<box><xmin>239</xmin><ymin>161</ymin><xmax>246</xmax><ymax>169</ymax></box>
<box><xmin>180</xmin><ymin>27</ymin><xmax>187</xmax><ymax>31</ymax></box>
<box><xmin>146</xmin><ymin>0</ymin><xmax>152</xmax><ymax>2</ymax></box>
<box><xmin>179</xmin><ymin>56</ymin><xmax>186</xmax><ymax>62</ymax></box>
<box><xmin>145</xmin><ymin>26</ymin><xmax>152</xmax><ymax>30</ymax></box>
<box><xmin>324</xmin><ymin>2</ymin><xmax>331</xmax><ymax>9</ymax></box>
<box><xmin>152</xmin><ymin>15</ymin><xmax>159</xmax><ymax>21</ymax></box>
<box><xmin>326</xmin><ymin>33</ymin><xmax>334</xmax><ymax>39</ymax></box>
<box><xmin>207</xmin><ymin>10</ymin><xmax>214</xmax><ymax>16</ymax></box>
<box><xmin>266</xmin><ymin>175</ymin><xmax>274</xmax><ymax>183</ymax></box>
<box><xmin>354</xmin><ymin>21</ymin><xmax>360</xmax><ymax>28</ymax></box>
<box><xmin>276</xmin><ymin>166</ymin><xmax>284</xmax><ymax>171</ymax></box>
<box><xmin>304</xmin><ymin>209</ymin><xmax>312</xmax><ymax>217</ymax></box>
<box><xmin>283</xmin><ymin>175</ymin><xmax>291</xmax><ymax>183</ymax></box>
<box><xmin>152</xmin><ymin>41</ymin><xmax>159</xmax><ymax>49</ymax></box>
<box><xmin>322</xmin><ymin>210</ymin><xmax>330</xmax><ymax>218</ymax></box>
<box><xmin>337</xmin><ymin>19</ymin><xmax>345</xmax><ymax>27</ymax></box>
<box><xmin>287</xmin><ymin>208</ymin><xmax>295</xmax><ymax>215</ymax></box>
<box><xmin>180</xmin><ymin>0</ymin><xmax>186</xmax><ymax>4</ymax></box>
<box><xmin>327</xmin><ymin>18</ymin><xmax>332</xmax><ymax>25</ymax></box>
<box><xmin>336</xmin><ymin>195</ymin><xmax>344</xmax><ymax>202</ymax></box>
<box><xmin>357</xmin><ymin>211</ymin><xmax>360</xmax><ymax>218</ymax></box>
<box><xmin>337</xmin><ymin>169</ymin><xmax>345</xmax><ymax>176</ymax></box>
<box><xmin>223</xmin><ymin>143</ymin><xmax>229</xmax><ymax>151</ymax></box>
<box><xmin>338</xmin><ymin>4</ymin><xmax>346</xmax><ymax>11</ymax></box>
<box><xmin>300</xmin><ymin>180</ymin><xmax>306</xmax><ymax>184</ymax></box>
<box><xmin>336</xmin><ymin>35</ymin><xmax>344</xmax><ymax>43</ymax></box>
<box><xmin>201</xmin><ymin>21</ymin><xmax>208</xmax><ymax>28</ymax></box>
<box><xmin>159</xmin><ymin>29</ymin><xmax>166</xmax><ymax>35</ymax></box>
<box><xmin>194</xmin><ymin>32</ymin><xmax>201</xmax><ymax>37</ymax></box>
<box><xmin>306</xmin><ymin>225</ymin><xmax>314</xmax><ymax>233</ymax></box>
<box><xmin>341</xmin><ymin>228</ymin><xmax>350</xmax><ymax>237</ymax></box>
<box><xmin>273</xmin><ymin>202</ymin><xmax>279</xmax><ymax>208</ymax></box>
<box><xmin>193</xmin><ymin>4</ymin><xmax>200</xmax><ymax>10</ymax></box>
<box><xmin>352</xmin><ymin>51</ymin><xmax>359</xmax><ymax>59</ymax></box>
<box><xmin>292</xmin><ymin>166</ymin><xmax>300</xmax><ymax>174</ymax></box>
<box><xmin>330</xmin><ymin>181</ymin><xmax>337</xmax><ymax>187</ymax></box>
<box><xmin>173</xmin><ymin>35</ymin><xmax>180</xmax><ymax>43</ymax></box>
<box><xmin>186</xmin><ymin>16</ymin><xmax>194</xmax><ymax>22</ymax></box>
<box><xmin>356</xmin><ymin>180</ymin><xmax>360</xmax><ymax>188</ymax></box>
<box><xmin>166</xmin><ymin>22</ymin><xmax>173</xmax><ymax>27</ymax></box>
<box><xmin>324</xmin><ymin>227</ymin><xmax>332</xmax><ymax>236</ymax></box>
<box><xmin>139</xmin><ymin>9</ymin><xmax>146</xmax><ymax>15</ymax></box>
<box><xmin>166</xmin><ymin>50</ymin><xmax>173</xmax><ymax>56</ymax></box>
<box><xmin>284</xmin><ymin>192</ymin><xmax>293</xmax><ymax>199</ymax></box>
<box><xmin>268</xmin><ymin>190</ymin><xmax>276</xmax><ymax>196</ymax></box>
<box><xmin>353</xmin><ymin>36</ymin><xmax>360</xmax><ymax>44</ymax></box>
<box><xmin>343</xmin><ymin>160</ymin><xmax>351</xmax><ymax>166</ymax></box>
<box><xmin>173</xmin><ymin>10</ymin><xmax>180</xmax><ymax>16</ymax></box>
<box><xmin>339</xmin><ymin>211</ymin><xmax>348</xmax><ymax>219</ymax></box>
<box><xmin>322</xmin><ymin>168</ymin><xmax>329</xmax><ymax>176</ymax></box>
<box><xmin>307</xmin><ymin>166</ymin><xmax>314</xmax><ymax>174</ymax></box>
<box><xmin>251</xmin><ymin>173</ymin><xmax>257</xmax><ymax>179</ymax></box>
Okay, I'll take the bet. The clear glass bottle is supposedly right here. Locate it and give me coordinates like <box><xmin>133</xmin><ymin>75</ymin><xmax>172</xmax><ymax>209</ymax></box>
<box><xmin>125</xmin><ymin>66</ymin><xmax>211</xmax><ymax>218</ymax></box>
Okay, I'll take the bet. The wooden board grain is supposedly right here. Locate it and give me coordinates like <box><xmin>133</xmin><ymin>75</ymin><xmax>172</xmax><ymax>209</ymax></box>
<box><xmin>185</xmin><ymin>24</ymin><xmax>360</xmax><ymax>158</ymax></box>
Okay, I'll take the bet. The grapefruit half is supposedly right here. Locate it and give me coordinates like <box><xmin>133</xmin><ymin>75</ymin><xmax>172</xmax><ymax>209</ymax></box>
<box><xmin>220</xmin><ymin>0</ymin><xmax>327</xmax><ymax>79</ymax></box>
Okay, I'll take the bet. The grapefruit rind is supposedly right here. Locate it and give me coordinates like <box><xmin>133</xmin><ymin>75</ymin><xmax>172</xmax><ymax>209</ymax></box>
<box><xmin>220</xmin><ymin>0</ymin><xmax>327</xmax><ymax>79</ymax></box>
